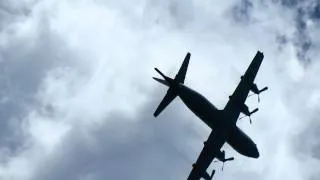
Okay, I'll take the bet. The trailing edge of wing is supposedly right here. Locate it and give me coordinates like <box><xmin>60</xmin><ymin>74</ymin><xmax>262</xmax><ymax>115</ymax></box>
<box><xmin>153</xmin><ymin>89</ymin><xmax>177</xmax><ymax>117</ymax></box>
<box><xmin>174</xmin><ymin>52</ymin><xmax>191</xmax><ymax>84</ymax></box>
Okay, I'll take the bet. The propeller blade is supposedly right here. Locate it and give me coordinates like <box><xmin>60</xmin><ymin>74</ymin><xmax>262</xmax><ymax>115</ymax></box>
<box><xmin>239</xmin><ymin>115</ymin><xmax>246</xmax><ymax>120</ymax></box>
<box><xmin>250</xmin><ymin>108</ymin><xmax>259</xmax><ymax>115</ymax></box>
<box><xmin>225</xmin><ymin>157</ymin><xmax>234</xmax><ymax>161</ymax></box>
<box><xmin>259</xmin><ymin>86</ymin><xmax>268</xmax><ymax>93</ymax></box>
<box><xmin>222</xmin><ymin>162</ymin><xmax>224</xmax><ymax>171</ymax></box>
<box><xmin>258</xmin><ymin>95</ymin><xmax>260</xmax><ymax>103</ymax></box>
<box><xmin>210</xmin><ymin>169</ymin><xmax>216</xmax><ymax>179</ymax></box>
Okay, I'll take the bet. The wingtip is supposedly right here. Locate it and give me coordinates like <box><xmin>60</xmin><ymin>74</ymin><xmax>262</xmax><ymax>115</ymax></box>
<box><xmin>153</xmin><ymin>77</ymin><xmax>169</xmax><ymax>86</ymax></box>
<box><xmin>153</xmin><ymin>112</ymin><xmax>158</xmax><ymax>117</ymax></box>
<box><xmin>152</xmin><ymin>77</ymin><xmax>158</xmax><ymax>82</ymax></box>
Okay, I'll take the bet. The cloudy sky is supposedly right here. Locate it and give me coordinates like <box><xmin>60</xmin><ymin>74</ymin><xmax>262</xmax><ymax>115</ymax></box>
<box><xmin>0</xmin><ymin>0</ymin><xmax>320</xmax><ymax>180</ymax></box>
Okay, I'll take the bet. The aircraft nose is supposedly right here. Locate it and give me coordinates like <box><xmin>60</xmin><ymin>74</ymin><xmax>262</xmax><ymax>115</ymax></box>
<box><xmin>252</xmin><ymin>145</ymin><xmax>260</xmax><ymax>158</ymax></box>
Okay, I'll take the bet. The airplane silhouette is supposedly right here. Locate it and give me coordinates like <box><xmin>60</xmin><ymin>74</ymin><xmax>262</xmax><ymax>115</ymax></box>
<box><xmin>153</xmin><ymin>51</ymin><xmax>268</xmax><ymax>180</ymax></box>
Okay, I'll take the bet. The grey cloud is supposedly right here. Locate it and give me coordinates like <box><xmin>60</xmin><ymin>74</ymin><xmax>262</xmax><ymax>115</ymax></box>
<box><xmin>0</xmin><ymin>1</ymin><xmax>32</xmax><ymax>31</ymax></box>
<box><xmin>230</xmin><ymin>0</ymin><xmax>253</xmax><ymax>24</ymax></box>
<box><xmin>293</xmin><ymin>8</ymin><xmax>312</xmax><ymax>64</ymax></box>
<box><xmin>276</xmin><ymin>0</ymin><xmax>320</xmax><ymax>172</ymax></box>
<box><xmin>143</xmin><ymin>0</ymin><xmax>195</xmax><ymax>28</ymax></box>
<box><xmin>228</xmin><ymin>0</ymin><xmax>314</xmax><ymax>64</ymax></box>
<box><xmin>31</xmin><ymin>91</ymin><xmax>203</xmax><ymax>180</ymax></box>
<box><xmin>310</xmin><ymin>4</ymin><xmax>320</xmax><ymax>21</ymax></box>
<box><xmin>1</xmin><ymin>0</ymin><xmax>320</xmax><ymax>180</ymax></box>
<box><xmin>279</xmin><ymin>0</ymin><xmax>298</xmax><ymax>8</ymax></box>
<box><xmin>0</xmin><ymin>12</ymin><xmax>77</xmax><ymax>156</ymax></box>
<box><xmin>275</xmin><ymin>0</ymin><xmax>320</xmax><ymax>64</ymax></box>
<box><xmin>294</xmin><ymin>113</ymin><xmax>320</xmax><ymax>160</ymax></box>
<box><xmin>275</xmin><ymin>34</ymin><xmax>288</xmax><ymax>51</ymax></box>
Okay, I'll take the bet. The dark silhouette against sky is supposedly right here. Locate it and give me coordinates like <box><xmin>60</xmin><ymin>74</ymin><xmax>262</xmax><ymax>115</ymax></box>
<box><xmin>153</xmin><ymin>51</ymin><xmax>266</xmax><ymax>179</ymax></box>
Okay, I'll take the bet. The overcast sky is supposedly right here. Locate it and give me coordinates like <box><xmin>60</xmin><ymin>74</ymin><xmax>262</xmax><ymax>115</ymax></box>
<box><xmin>0</xmin><ymin>0</ymin><xmax>320</xmax><ymax>180</ymax></box>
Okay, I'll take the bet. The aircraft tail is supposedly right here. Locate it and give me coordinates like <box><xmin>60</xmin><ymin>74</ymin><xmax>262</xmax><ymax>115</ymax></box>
<box><xmin>153</xmin><ymin>52</ymin><xmax>191</xmax><ymax>117</ymax></box>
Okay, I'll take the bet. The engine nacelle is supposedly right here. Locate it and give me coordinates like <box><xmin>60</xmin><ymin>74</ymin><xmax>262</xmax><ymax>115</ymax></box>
<box><xmin>240</xmin><ymin>104</ymin><xmax>250</xmax><ymax>116</ymax></box>
<box><xmin>192</xmin><ymin>164</ymin><xmax>214</xmax><ymax>180</ymax></box>
<box><xmin>251</xmin><ymin>83</ymin><xmax>259</xmax><ymax>94</ymax></box>
<box><xmin>216</xmin><ymin>150</ymin><xmax>234</xmax><ymax>163</ymax></box>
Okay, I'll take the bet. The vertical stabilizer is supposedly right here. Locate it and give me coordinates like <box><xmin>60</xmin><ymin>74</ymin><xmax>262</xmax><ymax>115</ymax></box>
<box><xmin>174</xmin><ymin>52</ymin><xmax>190</xmax><ymax>84</ymax></box>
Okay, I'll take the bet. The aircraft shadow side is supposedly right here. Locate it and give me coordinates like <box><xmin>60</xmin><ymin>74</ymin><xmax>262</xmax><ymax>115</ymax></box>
<box><xmin>153</xmin><ymin>51</ymin><xmax>268</xmax><ymax>180</ymax></box>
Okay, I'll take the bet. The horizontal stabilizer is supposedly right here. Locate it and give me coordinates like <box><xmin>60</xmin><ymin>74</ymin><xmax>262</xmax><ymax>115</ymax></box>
<box><xmin>154</xmin><ymin>68</ymin><xmax>170</xmax><ymax>82</ymax></box>
<box><xmin>153</xmin><ymin>88</ymin><xmax>177</xmax><ymax>117</ymax></box>
<box><xmin>153</xmin><ymin>77</ymin><xmax>169</xmax><ymax>87</ymax></box>
<box><xmin>153</xmin><ymin>52</ymin><xmax>191</xmax><ymax>117</ymax></box>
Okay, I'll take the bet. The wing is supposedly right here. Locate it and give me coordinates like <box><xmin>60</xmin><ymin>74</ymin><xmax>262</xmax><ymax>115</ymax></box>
<box><xmin>187</xmin><ymin>131</ymin><xmax>226</xmax><ymax>180</ymax></box>
<box><xmin>224</xmin><ymin>51</ymin><xmax>264</xmax><ymax>123</ymax></box>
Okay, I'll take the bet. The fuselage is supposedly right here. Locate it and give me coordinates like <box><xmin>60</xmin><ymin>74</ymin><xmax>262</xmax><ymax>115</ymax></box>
<box><xmin>176</xmin><ymin>83</ymin><xmax>259</xmax><ymax>158</ymax></box>
<box><xmin>176</xmin><ymin>84</ymin><xmax>224</xmax><ymax>130</ymax></box>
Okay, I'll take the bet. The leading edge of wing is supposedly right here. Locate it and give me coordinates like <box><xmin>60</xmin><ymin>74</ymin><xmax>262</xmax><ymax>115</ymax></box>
<box><xmin>243</xmin><ymin>51</ymin><xmax>264</xmax><ymax>83</ymax></box>
<box><xmin>223</xmin><ymin>51</ymin><xmax>264</xmax><ymax>118</ymax></box>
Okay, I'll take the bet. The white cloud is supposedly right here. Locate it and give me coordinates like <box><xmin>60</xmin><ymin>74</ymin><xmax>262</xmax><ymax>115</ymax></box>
<box><xmin>0</xmin><ymin>0</ymin><xmax>320</xmax><ymax>180</ymax></box>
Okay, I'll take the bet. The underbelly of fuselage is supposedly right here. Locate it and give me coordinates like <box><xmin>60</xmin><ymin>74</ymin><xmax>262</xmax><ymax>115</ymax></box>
<box><xmin>177</xmin><ymin>85</ymin><xmax>225</xmax><ymax>129</ymax></box>
<box><xmin>227</xmin><ymin>126</ymin><xmax>259</xmax><ymax>158</ymax></box>
<box><xmin>176</xmin><ymin>84</ymin><xmax>259</xmax><ymax>158</ymax></box>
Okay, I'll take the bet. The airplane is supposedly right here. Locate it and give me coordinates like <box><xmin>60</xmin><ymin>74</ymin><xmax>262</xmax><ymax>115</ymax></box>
<box><xmin>152</xmin><ymin>51</ymin><xmax>268</xmax><ymax>180</ymax></box>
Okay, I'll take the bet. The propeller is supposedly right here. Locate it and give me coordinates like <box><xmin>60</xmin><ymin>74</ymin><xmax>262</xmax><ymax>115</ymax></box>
<box><xmin>222</xmin><ymin>162</ymin><xmax>225</xmax><ymax>171</ymax></box>
<box><xmin>213</xmin><ymin>160</ymin><xmax>225</xmax><ymax>171</ymax></box>
<box><xmin>248</xmin><ymin>93</ymin><xmax>260</xmax><ymax>103</ymax></box>
<box><xmin>257</xmin><ymin>87</ymin><xmax>268</xmax><ymax>103</ymax></box>
<box><xmin>239</xmin><ymin>108</ymin><xmax>258</xmax><ymax>124</ymax></box>
<box><xmin>249</xmin><ymin>85</ymin><xmax>268</xmax><ymax>103</ymax></box>
<box><xmin>213</xmin><ymin>151</ymin><xmax>234</xmax><ymax>171</ymax></box>
<box><xmin>239</xmin><ymin>115</ymin><xmax>251</xmax><ymax>124</ymax></box>
<box><xmin>221</xmin><ymin>157</ymin><xmax>234</xmax><ymax>171</ymax></box>
<box><xmin>210</xmin><ymin>169</ymin><xmax>216</xmax><ymax>180</ymax></box>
